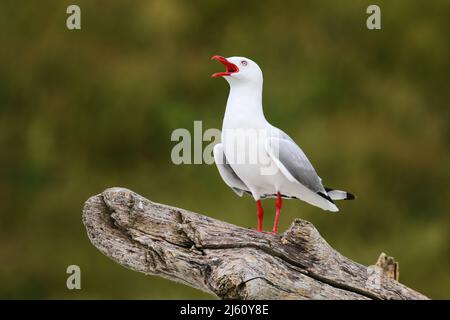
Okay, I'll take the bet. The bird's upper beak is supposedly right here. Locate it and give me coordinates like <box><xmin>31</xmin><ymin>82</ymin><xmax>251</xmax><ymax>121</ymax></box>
<box><xmin>211</xmin><ymin>55</ymin><xmax>239</xmax><ymax>78</ymax></box>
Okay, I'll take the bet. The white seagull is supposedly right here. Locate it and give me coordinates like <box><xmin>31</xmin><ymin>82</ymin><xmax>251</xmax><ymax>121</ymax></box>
<box><xmin>211</xmin><ymin>55</ymin><xmax>355</xmax><ymax>234</ymax></box>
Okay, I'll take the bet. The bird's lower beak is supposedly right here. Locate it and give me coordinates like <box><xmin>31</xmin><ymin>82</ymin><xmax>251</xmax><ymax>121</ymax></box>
<box><xmin>211</xmin><ymin>55</ymin><xmax>239</xmax><ymax>78</ymax></box>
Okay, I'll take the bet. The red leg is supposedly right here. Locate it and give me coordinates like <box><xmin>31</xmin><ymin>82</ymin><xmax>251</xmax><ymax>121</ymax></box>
<box><xmin>272</xmin><ymin>192</ymin><xmax>282</xmax><ymax>234</ymax></box>
<box><xmin>256</xmin><ymin>200</ymin><xmax>264</xmax><ymax>232</ymax></box>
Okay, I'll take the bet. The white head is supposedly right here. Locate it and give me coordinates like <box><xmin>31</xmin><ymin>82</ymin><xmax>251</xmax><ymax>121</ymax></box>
<box><xmin>211</xmin><ymin>55</ymin><xmax>263</xmax><ymax>89</ymax></box>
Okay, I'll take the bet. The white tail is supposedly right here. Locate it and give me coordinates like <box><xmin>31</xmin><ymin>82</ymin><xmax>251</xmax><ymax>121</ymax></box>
<box><xmin>325</xmin><ymin>188</ymin><xmax>356</xmax><ymax>201</ymax></box>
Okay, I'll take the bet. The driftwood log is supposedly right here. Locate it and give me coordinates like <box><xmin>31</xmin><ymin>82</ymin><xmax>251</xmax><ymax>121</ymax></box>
<box><xmin>82</xmin><ymin>187</ymin><xmax>428</xmax><ymax>300</ymax></box>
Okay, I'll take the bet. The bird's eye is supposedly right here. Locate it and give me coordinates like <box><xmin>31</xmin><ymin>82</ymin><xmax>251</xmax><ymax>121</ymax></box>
<box><xmin>241</xmin><ymin>60</ymin><xmax>248</xmax><ymax>66</ymax></box>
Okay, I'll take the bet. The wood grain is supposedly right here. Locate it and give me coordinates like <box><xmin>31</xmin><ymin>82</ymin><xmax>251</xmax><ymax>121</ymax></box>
<box><xmin>82</xmin><ymin>187</ymin><xmax>428</xmax><ymax>300</ymax></box>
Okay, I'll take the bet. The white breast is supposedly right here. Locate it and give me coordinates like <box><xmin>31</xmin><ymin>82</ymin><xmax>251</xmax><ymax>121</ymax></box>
<box><xmin>222</xmin><ymin>124</ymin><xmax>281</xmax><ymax>198</ymax></box>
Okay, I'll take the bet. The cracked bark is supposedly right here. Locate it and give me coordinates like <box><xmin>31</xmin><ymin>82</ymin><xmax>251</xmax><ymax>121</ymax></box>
<box><xmin>82</xmin><ymin>187</ymin><xmax>428</xmax><ymax>300</ymax></box>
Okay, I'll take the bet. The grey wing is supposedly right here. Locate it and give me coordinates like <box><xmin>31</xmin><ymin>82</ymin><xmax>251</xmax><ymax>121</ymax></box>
<box><xmin>265</xmin><ymin>128</ymin><xmax>326</xmax><ymax>194</ymax></box>
<box><xmin>213</xmin><ymin>143</ymin><xmax>250</xmax><ymax>196</ymax></box>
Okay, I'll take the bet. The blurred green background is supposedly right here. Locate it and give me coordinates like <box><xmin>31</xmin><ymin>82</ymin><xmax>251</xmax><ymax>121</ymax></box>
<box><xmin>1</xmin><ymin>0</ymin><xmax>449</xmax><ymax>299</ymax></box>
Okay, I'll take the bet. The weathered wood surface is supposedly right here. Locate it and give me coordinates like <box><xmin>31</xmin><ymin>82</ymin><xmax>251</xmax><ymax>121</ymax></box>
<box><xmin>82</xmin><ymin>187</ymin><xmax>428</xmax><ymax>300</ymax></box>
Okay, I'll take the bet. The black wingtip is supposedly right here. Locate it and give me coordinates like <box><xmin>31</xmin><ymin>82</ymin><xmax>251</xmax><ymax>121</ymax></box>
<box><xmin>346</xmin><ymin>192</ymin><xmax>356</xmax><ymax>200</ymax></box>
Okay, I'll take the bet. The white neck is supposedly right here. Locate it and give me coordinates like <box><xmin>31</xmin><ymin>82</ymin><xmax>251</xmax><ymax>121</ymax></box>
<box><xmin>223</xmin><ymin>81</ymin><xmax>265</xmax><ymax>125</ymax></box>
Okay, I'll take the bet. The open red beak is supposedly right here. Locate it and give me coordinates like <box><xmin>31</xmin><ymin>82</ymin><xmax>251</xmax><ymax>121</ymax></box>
<box><xmin>211</xmin><ymin>55</ymin><xmax>239</xmax><ymax>78</ymax></box>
